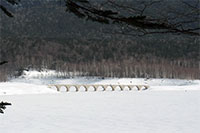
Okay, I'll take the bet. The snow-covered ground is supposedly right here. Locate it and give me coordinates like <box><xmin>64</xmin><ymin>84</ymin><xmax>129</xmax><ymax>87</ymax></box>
<box><xmin>0</xmin><ymin>69</ymin><xmax>200</xmax><ymax>133</ymax></box>
<box><xmin>1</xmin><ymin>69</ymin><xmax>199</xmax><ymax>95</ymax></box>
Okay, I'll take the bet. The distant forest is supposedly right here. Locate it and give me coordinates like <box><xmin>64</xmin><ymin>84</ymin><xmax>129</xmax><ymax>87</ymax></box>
<box><xmin>0</xmin><ymin>0</ymin><xmax>199</xmax><ymax>80</ymax></box>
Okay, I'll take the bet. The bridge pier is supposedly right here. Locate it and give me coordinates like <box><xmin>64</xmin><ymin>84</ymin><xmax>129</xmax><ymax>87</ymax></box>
<box><xmin>55</xmin><ymin>85</ymin><xmax>60</xmax><ymax>91</ymax></box>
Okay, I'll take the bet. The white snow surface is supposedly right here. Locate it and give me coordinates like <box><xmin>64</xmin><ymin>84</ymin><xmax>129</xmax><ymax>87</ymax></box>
<box><xmin>1</xmin><ymin>69</ymin><xmax>199</xmax><ymax>95</ymax></box>
<box><xmin>0</xmin><ymin>69</ymin><xmax>200</xmax><ymax>133</ymax></box>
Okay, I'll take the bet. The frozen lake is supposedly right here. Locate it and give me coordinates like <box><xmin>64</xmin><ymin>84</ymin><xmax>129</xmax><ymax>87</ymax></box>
<box><xmin>1</xmin><ymin>91</ymin><xmax>200</xmax><ymax>133</ymax></box>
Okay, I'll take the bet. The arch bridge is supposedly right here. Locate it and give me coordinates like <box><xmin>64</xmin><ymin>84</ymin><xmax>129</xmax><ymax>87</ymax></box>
<box><xmin>48</xmin><ymin>84</ymin><xmax>149</xmax><ymax>92</ymax></box>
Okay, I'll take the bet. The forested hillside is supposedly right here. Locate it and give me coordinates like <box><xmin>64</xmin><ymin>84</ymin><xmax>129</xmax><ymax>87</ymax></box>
<box><xmin>0</xmin><ymin>0</ymin><xmax>199</xmax><ymax>80</ymax></box>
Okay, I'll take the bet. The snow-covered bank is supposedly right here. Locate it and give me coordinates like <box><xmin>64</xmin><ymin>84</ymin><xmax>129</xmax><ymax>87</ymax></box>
<box><xmin>0</xmin><ymin>69</ymin><xmax>200</xmax><ymax>95</ymax></box>
<box><xmin>1</xmin><ymin>92</ymin><xmax>200</xmax><ymax>133</ymax></box>
<box><xmin>0</xmin><ymin>82</ymin><xmax>57</xmax><ymax>95</ymax></box>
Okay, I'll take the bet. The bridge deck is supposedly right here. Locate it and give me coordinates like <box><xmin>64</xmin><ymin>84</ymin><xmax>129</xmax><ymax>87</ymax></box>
<box><xmin>48</xmin><ymin>84</ymin><xmax>149</xmax><ymax>92</ymax></box>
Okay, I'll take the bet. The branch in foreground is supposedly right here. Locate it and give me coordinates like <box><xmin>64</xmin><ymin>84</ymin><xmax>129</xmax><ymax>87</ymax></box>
<box><xmin>0</xmin><ymin>61</ymin><xmax>10</xmax><ymax>114</ymax></box>
<box><xmin>66</xmin><ymin>0</ymin><xmax>200</xmax><ymax>36</ymax></box>
<box><xmin>0</xmin><ymin>61</ymin><xmax>8</xmax><ymax>65</ymax></box>
<box><xmin>0</xmin><ymin>0</ymin><xmax>20</xmax><ymax>17</ymax></box>
<box><xmin>0</xmin><ymin>102</ymin><xmax>12</xmax><ymax>114</ymax></box>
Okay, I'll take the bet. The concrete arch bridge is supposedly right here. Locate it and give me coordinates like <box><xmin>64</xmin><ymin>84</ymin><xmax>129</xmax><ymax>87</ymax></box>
<box><xmin>48</xmin><ymin>84</ymin><xmax>149</xmax><ymax>92</ymax></box>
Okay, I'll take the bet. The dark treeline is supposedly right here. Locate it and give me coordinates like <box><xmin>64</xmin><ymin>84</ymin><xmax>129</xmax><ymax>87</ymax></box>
<box><xmin>0</xmin><ymin>36</ymin><xmax>199</xmax><ymax>80</ymax></box>
<box><xmin>0</xmin><ymin>1</ymin><xmax>199</xmax><ymax>80</ymax></box>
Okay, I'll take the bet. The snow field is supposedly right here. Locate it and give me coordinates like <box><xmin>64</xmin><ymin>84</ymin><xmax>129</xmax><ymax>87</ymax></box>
<box><xmin>1</xmin><ymin>91</ymin><xmax>200</xmax><ymax>133</ymax></box>
<box><xmin>0</xmin><ymin>69</ymin><xmax>200</xmax><ymax>133</ymax></box>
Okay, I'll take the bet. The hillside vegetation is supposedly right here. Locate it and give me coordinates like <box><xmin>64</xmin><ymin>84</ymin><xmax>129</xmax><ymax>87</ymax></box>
<box><xmin>0</xmin><ymin>1</ymin><xmax>199</xmax><ymax>80</ymax></box>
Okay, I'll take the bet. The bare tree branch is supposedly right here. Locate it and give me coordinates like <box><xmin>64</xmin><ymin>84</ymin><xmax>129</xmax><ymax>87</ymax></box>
<box><xmin>66</xmin><ymin>0</ymin><xmax>200</xmax><ymax>36</ymax></box>
<box><xmin>0</xmin><ymin>61</ymin><xmax>11</xmax><ymax>114</ymax></box>
<box><xmin>0</xmin><ymin>0</ymin><xmax>20</xmax><ymax>17</ymax></box>
<box><xmin>0</xmin><ymin>61</ymin><xmax>8</xmax><ymax>65</ymax></box>
<box><xmin>0</xmin><ymin>102</ymin><xmax>11</xmax><ymax>114</ymax></box>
